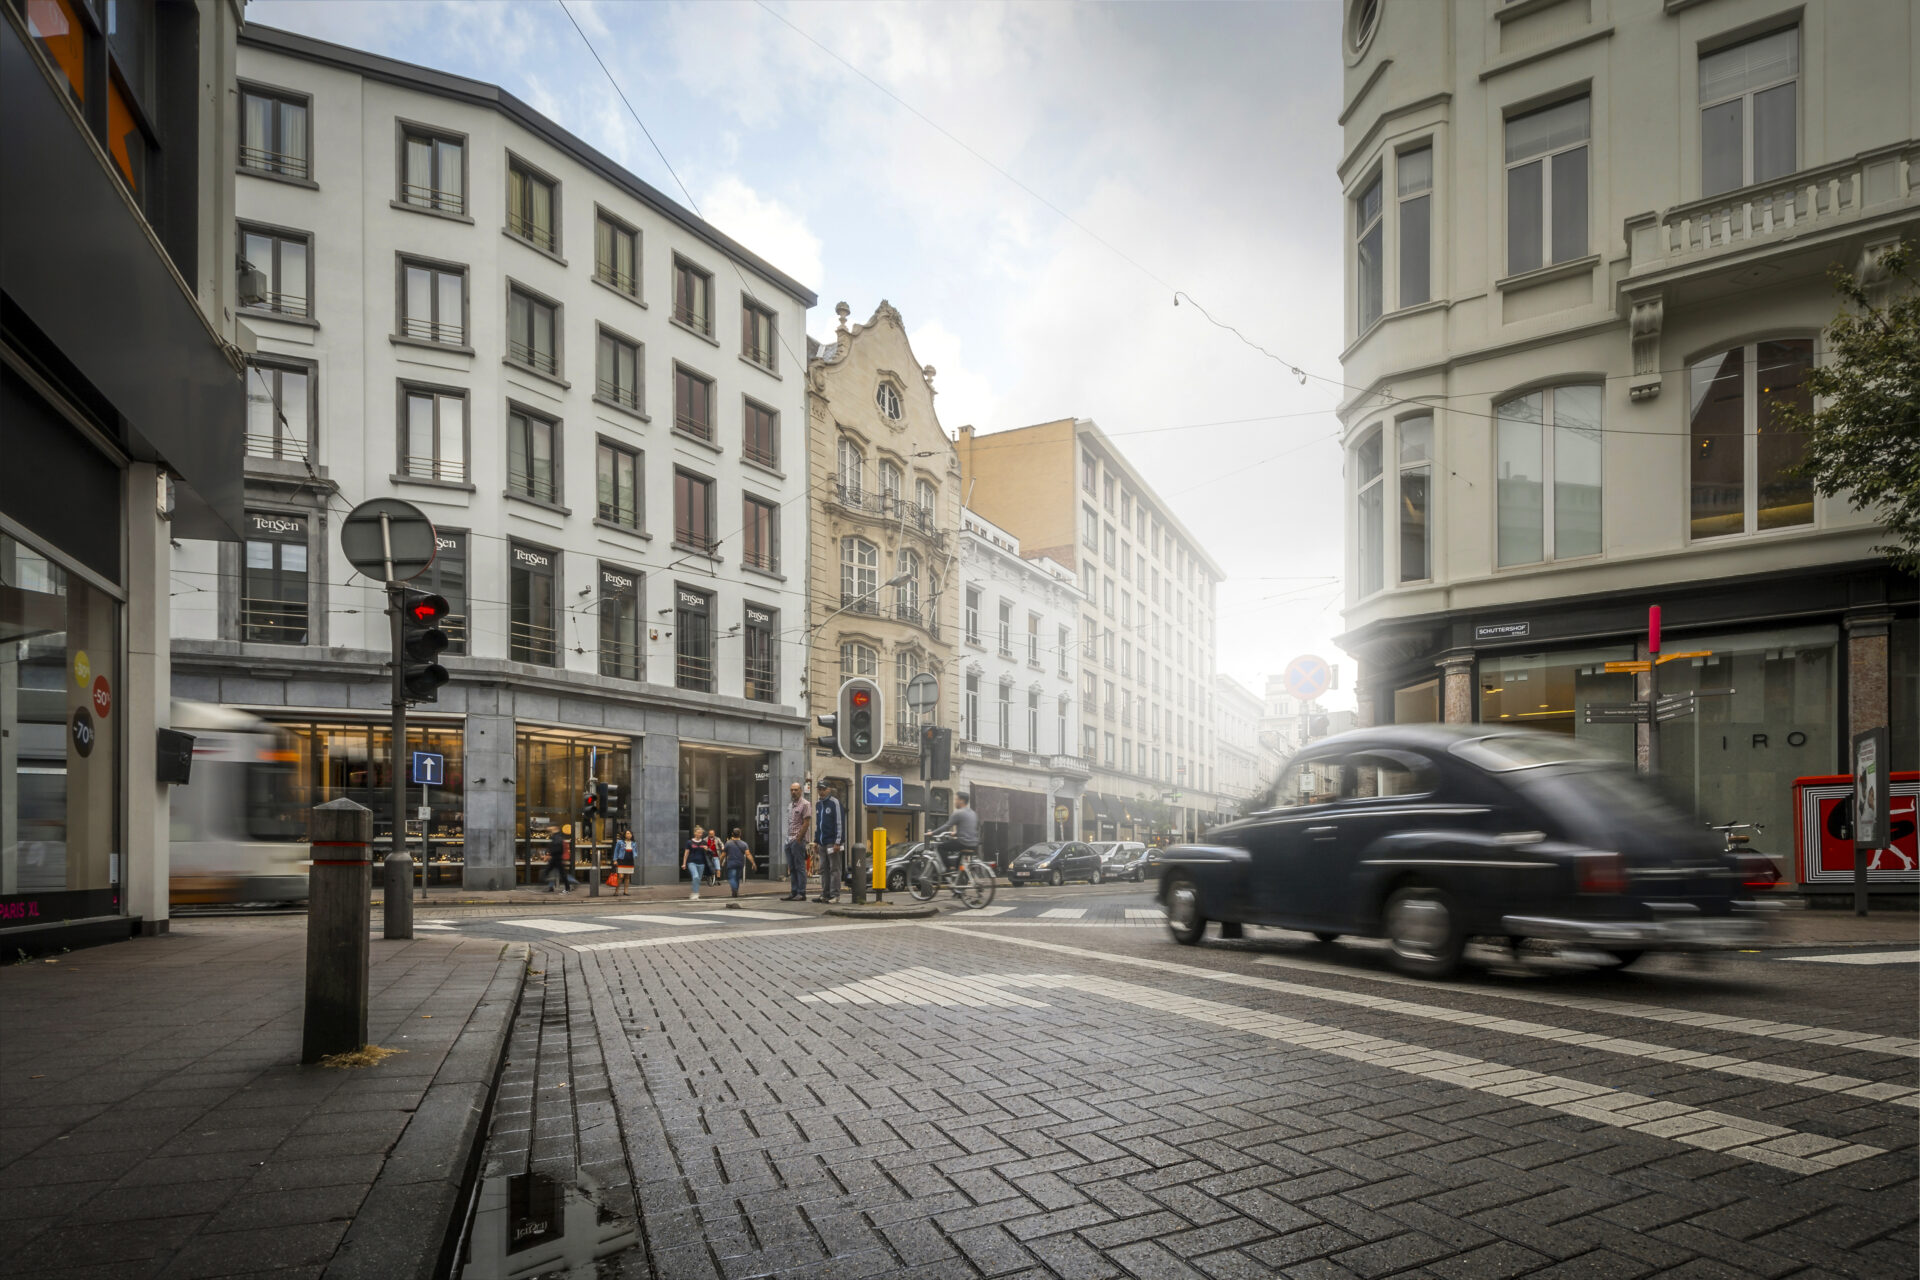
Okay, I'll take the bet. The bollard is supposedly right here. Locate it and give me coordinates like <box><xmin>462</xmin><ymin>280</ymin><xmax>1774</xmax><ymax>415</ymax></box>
<box><xmin>850</xmin><ymin>842</ymin><xmax>868</xmax><ymax>905</ymax></box>
<box><xmin>384</xmin><ymin>850</ymin><xmax>414</xmax><ymax>939</ymax></box>
<box><xmin>590</xmin><ymin>841</ymin><xmax>602</xmax><ymax>898</ymax></box>
<box><xmin>304</xmin><ymin>799</ymin><xmax>373</xmax><ymax>1064</ymax></box>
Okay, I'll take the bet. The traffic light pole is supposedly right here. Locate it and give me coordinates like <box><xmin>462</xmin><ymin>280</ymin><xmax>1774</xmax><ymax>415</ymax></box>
<box><xmin>386</xmin><ymin>579</ymin><xmax>413</xmax><ymax>937</ymax></box>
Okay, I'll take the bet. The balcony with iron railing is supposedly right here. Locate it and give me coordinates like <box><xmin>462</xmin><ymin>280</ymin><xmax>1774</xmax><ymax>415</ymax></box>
<box><xmin>742</xmin><ymin>545</ymin><xmax>778</xmax><ymax>574</ymax></box>
<box><xmin>440</xmin><ymin>614</ymin><xmax>468</xmax><ymax>654</ymax></box>
<box><xmin>674</xmin><ymin>412</ymin><xmax>712</xmax><ymax>442</ymax></box>
<box><xmin>404</xmin><ymin>455</ymin><xmax>469</xmax><ymax>485</ymax></box>
<box><xmin>240</xmin><ymin>145</ymin><xmax>309</xmax><ymax>180</ymax></box>
<box><xmin>839</xmin><ymin>594</ymin><xmax>881</xmax><ymax>617</ymax></box>
<box><xmin>596</xmin><ymin>378</ymin><xmax>640</xmax><ymax>413</ymax></box>
<box><xmin>599</xmin><ymin>635</ymin><xmax>642</xmax><ymax>682</ymax></box>
<box><xmin>834</xmin><ymin>482</ymin><xmax>866</xmax><ymax>510</ymax></box>
<box><xmin>241</xmin><ymin>600</ymin><xmax>308</xmax><ymax>645</ymax></box>
<box><xmin>673</xmin><ymin>302</ymin><xmax>708</xmax><ymax>333</ymax></box>
<box><xmin>676</xmin><ymin>650</ymin><xmax>713</xmax><ymax>693</ymax></box>
<box><xmin>245</xmin><ymin>432</ymin><xmax>309</xmax><ymax>463</ymax></box>
<box><xmin>597</xmin><ymin>498</ymin><xmax>639</xmax><ymax>528</ymax></box>
<box><xmin>508</xmin><ymin>469</ymin><xmax>558</xmax><ymax>505</ymax></box>
<box><xmin>509</xmin><ymin>339</ymin><xmax>557</xmax><ymax>377</ymax></box>
<box><xmin>248</xmin><ymin>290</ymin><xmax>309</xmax><ymax>319</ymax></box>
<box><xmin>507</xmin><ymin>211</ymin><xmax>557</xmax><ymax>254</ymax></box>
<box><xmin>510</xmin><ymin>618</ymin><xmax>556</xmax><ymax>666</ymax></box>
<box><xmin>595</xmin><ymin>262</ymin><xmax>636</xmax><ymax>296</ymax></box>
<box><xmin>744</xmin><ymin>657</ymin><xmax>778</xmax><ymax>703</ymax></box>
<box><xmin>399</xmin><ymin>183</ymin><xmax>465</xmax><ymax>216</ymax></box>
<box><xmin>675</xmin><ymin>529</ymin><xmax>718</xmax><ymax>556</ymax></box>
<box><xmin>401</xmin><ymin>316</ymin><xmax>466</xmax><ymax>346</ymax></box>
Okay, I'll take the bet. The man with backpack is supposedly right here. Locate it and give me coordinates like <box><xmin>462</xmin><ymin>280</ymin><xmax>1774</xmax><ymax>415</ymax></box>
<box><xmin>812</xmin><ymin>781</ymin><xmax>845</xmax><ymax>903</ymax></box>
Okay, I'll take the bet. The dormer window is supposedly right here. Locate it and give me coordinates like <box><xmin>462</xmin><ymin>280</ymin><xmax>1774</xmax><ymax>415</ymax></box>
<box><xmin>876</xmin><ymin>381</ymin><xmax>902</xmax><ymax>420</ymax></box>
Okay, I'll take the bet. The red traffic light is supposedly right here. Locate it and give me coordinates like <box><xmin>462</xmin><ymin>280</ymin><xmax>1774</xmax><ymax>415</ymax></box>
<box><xmin>407</xmin><ymin>592</ymin><xmax>449</xmax><ymax>623</ymax></box>
<box><xmin>850</xmin><ymin>688</ymin><xmax>871</xmax><ymax>707</ymax></box>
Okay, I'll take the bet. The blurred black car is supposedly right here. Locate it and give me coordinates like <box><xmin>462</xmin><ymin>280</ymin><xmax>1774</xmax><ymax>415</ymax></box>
<box><xmin>1157</xmin><ymin>726</ymin><xmax>1774</xmax><ymax>977</ymax></box>
<box><xmin>1007</xmin><ymin>841</ymin><xmax>1105</xmax><ymax>886</ymax></box>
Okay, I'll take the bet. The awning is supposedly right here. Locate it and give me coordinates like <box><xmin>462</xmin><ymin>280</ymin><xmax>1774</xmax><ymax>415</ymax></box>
<box><xmin>1091</xmin><ymin>793</ymin><xmax>1121</xmax><ymax>821</ymax></box>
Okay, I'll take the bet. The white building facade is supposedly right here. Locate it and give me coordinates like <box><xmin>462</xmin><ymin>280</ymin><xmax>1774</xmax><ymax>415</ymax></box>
<box><xmin>1212</xmin><ymin>675</ymin><xmax>1272</xmax><ymax>816</ymax></box>
<box><xmin>1337</xmin><ymin>0</ymin><xmax>1919</xmax><ymax>851</ymax></box>
<box><xmin>953</xmin><ymin>510</ymin><xmax>1090</xmax><ymax>864</ymax></box>
<box><xmin>172</xmin><ymin>27</ymin><xmax>816</xmax><ymax>887</ymax></box>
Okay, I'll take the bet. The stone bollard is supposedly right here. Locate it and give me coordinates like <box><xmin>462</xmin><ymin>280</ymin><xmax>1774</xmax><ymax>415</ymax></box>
<box><xmin>304</xmin><ymin>799</ymin><xmax>373</xmax><ymax>1064</ymax></box>
<box><xmin>384</xmin><ymin>849</ymin><xmax>414</xmax><ymax>939</ymax></box>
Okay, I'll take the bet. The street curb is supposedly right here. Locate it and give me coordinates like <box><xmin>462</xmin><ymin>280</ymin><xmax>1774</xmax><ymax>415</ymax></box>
<box><xmin>324</xmin><ymin>941</ymin><xmax>531</xmax><ymax>1280</ymax></box>
<box><xmin>823</xmin><ymin>903</ymin><xmax>941</xmax><ymax>919</ymax></box>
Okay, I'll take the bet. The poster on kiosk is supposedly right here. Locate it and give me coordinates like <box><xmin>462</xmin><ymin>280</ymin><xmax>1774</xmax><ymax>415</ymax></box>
<box><xmin>1792</xmin><ymin>756</ymin><xmax>1918</xmax><ymax>888</ymax></box>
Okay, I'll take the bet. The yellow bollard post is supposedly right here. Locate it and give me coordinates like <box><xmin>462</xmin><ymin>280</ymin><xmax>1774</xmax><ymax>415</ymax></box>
<box><xmin>871</xmin><ymin>827</ymin><xmax>887</xmax><ymax>899</ymax></box>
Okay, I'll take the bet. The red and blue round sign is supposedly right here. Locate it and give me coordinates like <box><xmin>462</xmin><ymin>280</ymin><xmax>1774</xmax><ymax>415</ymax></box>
<box><xmin>1283</xmin><ymin>654</ymin><xmax>1332</xmax><ymax>703</ymax></box>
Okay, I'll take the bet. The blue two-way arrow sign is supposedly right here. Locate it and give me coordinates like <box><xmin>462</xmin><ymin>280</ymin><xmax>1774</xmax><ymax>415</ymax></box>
<box><xmin>862</xmin><ymin>774</ymin><xmax>905</xmax><ymax>807</ymax></box>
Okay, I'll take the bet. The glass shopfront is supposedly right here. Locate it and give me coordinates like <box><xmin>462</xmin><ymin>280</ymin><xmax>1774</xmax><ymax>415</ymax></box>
<box><xmin>1392</xmin><ymin>678</ymin><xmax>1439</xmax><ymax>724</ymax></box>
<box><xmin>1</xmin><ymin>531</ymin><xmax>122</xmax><ymax>922</ymax></box>
<box><xmin>1655</xmin><ymin>625</ymin><xmax>1839</xmax><ymax>849</ymax></box>
<box><xmin>275</xmin><ymin>720</ymin><xmax>466</xmax><ymax>857</ymax></box>
<box><xmin>679</xmin><ymin>744</ymin><xmax>772</xmax><ymax>877</ymax></box>
<box><xmin>519</xmin><ymin>727</ymin><xmax>631</xmax><ymax>879</ymax></box>
<box><xmin>1478</xmin><ymin>645</ymin><xmax>1636</xmax><ymax>758</ymax></box>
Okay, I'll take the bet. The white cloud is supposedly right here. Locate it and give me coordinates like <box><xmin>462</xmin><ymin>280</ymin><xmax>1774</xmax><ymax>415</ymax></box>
<box><xmin>906</xmin><ymin>319</ymin><xmax>998</xmax><ymax>436</ymax></box>
<box><xmin>696</xmin><ymin>175</ymin><xmax>824</xmax><ymax>290</ymax></box>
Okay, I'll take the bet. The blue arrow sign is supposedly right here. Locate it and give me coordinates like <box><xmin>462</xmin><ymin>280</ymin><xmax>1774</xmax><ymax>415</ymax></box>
<box><xmin>411</xmin><ymin>751</ymin><xmax>445</xmax><ymax>786</ymax></box>
<box><xmin>862</xmin><ymin>774</ymin><xmax>905</xmax><ymax>807</ymax></box>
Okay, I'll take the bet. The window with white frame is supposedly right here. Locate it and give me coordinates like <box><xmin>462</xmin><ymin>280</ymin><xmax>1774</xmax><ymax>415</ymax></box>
<box><xmin>1057</xmin><ymin>696</ymin><xmax>1068</xmax><ymax>754</ymax></box>
<box><xmin>1505</xmin><ymin>97</ymin><xmax>1589</xmax><ymax>277</ymax></box>
<box><xmin>1495</xmin><ymin>384</ymin><xmax>1602</xmax><ymax>566</ymax></box>
<box><xmin>841</xmin><ymin>642</ymin><xmax>878</xmax><ymax>677</ymax></box>
<box><xmin>1057</xmin><ymin>625</ymin><xmax>1070</xmax><ymax>676</ymax></box>
<box><xmin>1700</xmin><ymin>28</ymin><xmax>1798</xmax><ymax>198</ymax></box>
<box><xmin>997</xmin><ymin>600</ymin><xmax>1012</xmax><ymax>656</ymax></box>
<box><xmin>964</xmin><ymin>673</ymin><xmax>980</xmax><ymax>741</ymax></box>
<box><xmin>895</xmin><ymin>549</ymin><xmax>921</xmax><ymax>622</ymax></box>
<box><xmin>1355</xmin><ymin>171</ymin><xmax>1383</xmax><ymax>332</ymax></box>
<box><xmin>965</xmin><ymin>585</ymin><xmax>980</xmax><ymax>646</ymax></box>
<box><xmin>875</xmin><ymin>381</ymin><xmax>902</xmax><ymax>420</ymax></box>
<box><xmin>1398</xmin><ymin>145</ymin><xmax>1432</xmax><ymax>308</ymax></box>
<box><xmin>836</xmin><ymin>437</ymin><xmax>864</xmax><ymax>505</ymax></box>
<box><xmin>840</xmin><ymin>537</ymin><xmax>878</xmax><ymax>610</ymax></box>
<box><xmin>878</xmin><ymin>460</ymin><xmax>903</xmax><ymax>511</ymax></box>
<box><xmin>1354</xmin><ymin>428</ymin><xmax>1383</xmax><ymax>596</ymax></box>
<box><xmin>1398</xmin><ymin>415</ymin><xmax>1432</xmax><ymax>583</ymax></box>
<box><xmin>998</xmin><ymin>680</ymin><xmax>1012</xmax><ymax>748</ymax></box>
<box><xmin>1027</xmin><ymin>612</ymin><xmax>1041</xmax><ymax>666</ymax></box>
<box><xmin>1688</xmin><ymin>339</ymin><xmax>1814</xmax><ymax>539</ymax></box>
<box><xmin>401</xmin><ymin>259</ymin><xmax>465</xmax><ymax>345</ymax></box>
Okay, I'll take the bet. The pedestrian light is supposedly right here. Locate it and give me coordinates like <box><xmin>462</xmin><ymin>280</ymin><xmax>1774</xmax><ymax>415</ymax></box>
<box><xmin>396</xmin><ymin>588</ymin><xmax>450</xmax><ymax>704</ymax></box>
<box><xmin>815</xmin><ymin>712</ymin><xmax>842</xmax><ymax>758</ymax></box>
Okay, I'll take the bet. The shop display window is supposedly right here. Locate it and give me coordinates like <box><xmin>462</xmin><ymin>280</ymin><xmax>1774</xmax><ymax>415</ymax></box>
<box><xmin>1</xmin><ymin>532</ymin><xmax>121</xmax><ymax>918</ymax></box>
<box><xmin>1478</xmin><ymin>645</ymin><xmax>1636</xmax><ymax>758</ymax></box>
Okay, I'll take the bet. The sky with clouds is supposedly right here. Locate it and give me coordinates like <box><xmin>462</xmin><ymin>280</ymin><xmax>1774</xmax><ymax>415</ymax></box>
<box><xmin>249</xmin><ymin>0</ymin><xmax>1354</xmax><ymax>708</ymax></box>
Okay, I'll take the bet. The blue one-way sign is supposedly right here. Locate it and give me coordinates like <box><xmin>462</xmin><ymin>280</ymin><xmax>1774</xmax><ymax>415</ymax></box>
<box><xmin>862</xmin><ymin>774</ymin><xmax>905</xmax><ymax>807</ymax></box>
<box><xmin>411</xmin><ymin>751</ymin><xmax>445</xmax><ymax>786</ymax></box>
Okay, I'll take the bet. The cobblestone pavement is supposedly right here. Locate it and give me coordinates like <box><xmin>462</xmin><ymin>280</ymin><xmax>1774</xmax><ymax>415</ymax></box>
<box><xmin>462</xmin><ymin>887</ymin><xmax>1917</xmax><ymax>1280</ymax></box>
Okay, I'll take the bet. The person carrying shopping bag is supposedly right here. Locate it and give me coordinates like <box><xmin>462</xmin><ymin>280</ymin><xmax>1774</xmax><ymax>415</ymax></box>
<box><xmin>610</xmin><ymin>828</ymin><xmax>636</xmax><ymax>895</ymax></box>
<box><xmin>721</xmin><ymin>827</ymin><xmax>756</xmax><ymax>904</ymax></box>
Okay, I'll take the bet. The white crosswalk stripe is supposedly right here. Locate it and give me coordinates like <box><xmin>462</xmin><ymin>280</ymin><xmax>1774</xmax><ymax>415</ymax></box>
<box><xmin>1785</xmin><ymin>950</ymin><xmax>1920</xmax><ymax>965</ymax></box>
<box><xmin>1126</xmin><ymin>907</ymin><xmax>1167</xmax><ymax>919</ymax></box>
<box><xmin>604</xmin><ymin>913</ymin><xmax>709</xmax><ymax>927</ymax></box>
<box><xmin>495</xmin><ymin>917</ymin><xmax>617</xmax><ymax>934</ymax></box>
<box><xmin>1251</xmin><ymin>953</ymin><xmax>1920</xmax><ymax>1058</ymax></box>
<box><xmin>1040</xmin><ymin>908</ymin><xmax>1087</xmax><ymax>919</ymax></box>
<box><xmin>695</xmin><ymin>909</ymin><xmax>800</xmax><ymax>921</ymax></box>
<box><xmin>964</xmin><ymin>905</ymin><xmax>1018</xmax><ymax>916</ymax></box>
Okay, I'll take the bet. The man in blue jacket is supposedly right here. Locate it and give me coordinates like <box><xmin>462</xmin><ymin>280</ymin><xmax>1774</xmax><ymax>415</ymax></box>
<box><xmin>812</xmin><ymin>781</ymin><xmax>845</xmax><ymax>903</ymax></box>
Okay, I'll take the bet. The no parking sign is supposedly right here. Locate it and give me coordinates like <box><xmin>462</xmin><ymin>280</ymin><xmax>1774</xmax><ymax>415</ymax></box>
<box><xmin>1282</xmin><ymin>654</ymin><xmax>1332</xmax><ymax>703</ymax></box>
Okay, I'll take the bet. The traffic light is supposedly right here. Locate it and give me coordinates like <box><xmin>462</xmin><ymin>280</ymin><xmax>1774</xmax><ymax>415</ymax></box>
<box><xmin>919</xmin><ymin>724</ymin><xmax>951</xmax><ymax>781</ymax></box>
<box><xmin>838</xmin><ymin>677</ymin><xmax>883</xmax><ymax>764</ymax></box>
<box><xmin>597</xmin><ymin>780</ymin><xmax>622</xmax><ymax>824</ymax></box>
<box><xmin>397</xmin><ymin>588</ymin><xmax>450</xmax><ymax>703</ymax></box>
<box><xmin>815</xmin><ymin>712</ymin><xmax>842</xmax><ymax>758</ymax></box>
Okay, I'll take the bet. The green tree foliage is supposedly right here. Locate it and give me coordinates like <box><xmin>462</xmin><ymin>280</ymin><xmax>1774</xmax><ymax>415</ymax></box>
<box><xmin>1775</xmin><ymin>240</ymin><xmax>1920</xmax><ymax>573</ymax></box>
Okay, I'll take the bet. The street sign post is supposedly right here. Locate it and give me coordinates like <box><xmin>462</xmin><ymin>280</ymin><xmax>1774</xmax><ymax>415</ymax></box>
<box><xmin>1583</xmin><ymin>703</ymin><xmax>1649</xmax><ymax>724</ymax></box>
<box><xmin>1853</xmin><ymin>727</ymin><xmax>1889</xmax><ymax>917</ymax></box>
<box><xmin>862</xmin><ymin>775</ymin><xmax>906</xmax><ymax>807</ymax></box>
<box><xmin>410</xmin><ymin>751</ymin><xmax>443</xmax><ymax>901</ymax></box>
<box><xmin>410</xmin><ymin>751</ymin><xmax>444</xmax><ymax>785</ymax></box>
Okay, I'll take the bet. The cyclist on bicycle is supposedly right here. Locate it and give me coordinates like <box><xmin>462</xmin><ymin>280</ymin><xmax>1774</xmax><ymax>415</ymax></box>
<box><xmin>925</xmin><ymin>793</ymin><xmax>978</xmax><ymax>871</ymax></box>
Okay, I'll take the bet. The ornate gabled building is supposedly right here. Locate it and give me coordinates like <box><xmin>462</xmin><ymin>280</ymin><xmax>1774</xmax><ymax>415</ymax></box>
<box><xmin>805</xmin><ymin>302</ymin><xmax>963</xmax><ymax>847</ymax></box>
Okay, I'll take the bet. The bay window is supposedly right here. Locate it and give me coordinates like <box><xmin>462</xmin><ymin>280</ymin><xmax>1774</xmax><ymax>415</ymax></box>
<box><xmin>1355</xmin><ymin>428</ymin><xmax>1383</xmax><ymax>596</ymax></box>
<box><xmin>1398</xmin><ymin>415</ymin><xmax>1431</xmax><ymax>583</ymax></box>
<box><xmin>1355</xmin><ymin>171</ymin><xmax>1383</xmax><ymax>332</ymax></box>
<box><xmin>1505</xmin><ymin>97</ymin><xmax>1589</xmax><ymax>276</ymax></box>
<box><xmin>1495</xmin><ymin>383</ymin><xmax>1602</xmax><ymax>566</ymax></box>
<box><xmin>1689</xmin><ymin>339</ymin><xmax>1814</xmax><ymax>538</ymax></box>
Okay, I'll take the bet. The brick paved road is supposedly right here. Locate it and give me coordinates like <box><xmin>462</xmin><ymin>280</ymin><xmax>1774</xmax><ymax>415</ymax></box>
<box><xmin>459</xmin><ymin>887</ymin><xmax>1918</xmax><ymax>1280</ymax></box>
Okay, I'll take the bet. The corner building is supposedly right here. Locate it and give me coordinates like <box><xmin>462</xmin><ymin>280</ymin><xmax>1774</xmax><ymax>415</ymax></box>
<box><xmin>805</xmin><ymin>302</ymin><xmax>963</xmax><ymax>845</ymax></box>
<box><xmin>4</xmin><ymin>0</ymin><xmax>247</xmax><ymax>950</ymax></box>
<box><xmin>171</xmin><ymin>27</ymin><xmax>817</xmax><ymax>888</ymax></box>
<box><xmin>1335</xmin><ymin>0</ymin><xmax>1919</xmax><ymax>859</ymax></box>
<box><xmin>959</xmin><ymin>419</ymin><xmax>1226</xmax><ymax>844</ymax></box>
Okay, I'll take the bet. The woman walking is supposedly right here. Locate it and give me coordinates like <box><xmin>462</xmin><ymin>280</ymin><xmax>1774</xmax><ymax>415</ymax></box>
<box><xmin>682</xmin><ymin>825</ymin><xmax>716</xmax><ymax>900</ymax></box>
<box><xmin>611</xmin><ymin>828</ymin><xmax>636</xmax><ymax>896</ymax></box>
<box><xmin>721</xmin><ymin>827</ymin><xmax>756</xmax><ymax>901</ymax></box>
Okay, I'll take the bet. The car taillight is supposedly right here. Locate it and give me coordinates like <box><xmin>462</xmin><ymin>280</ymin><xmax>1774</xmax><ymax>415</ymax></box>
<box><xmin>1577</xmin><ymin>852</ymin><xmax>1627</xmax><ymax>894</ymax></box>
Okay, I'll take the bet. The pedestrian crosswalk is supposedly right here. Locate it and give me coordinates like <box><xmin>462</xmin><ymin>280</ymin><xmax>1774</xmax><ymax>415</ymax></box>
<box><xmin>1784</xmin><ymin>950</ymin><xmax>1920</xmax><ymax>965</ymax></box>
<box><xmin>493</xmin><ymin>917</ymin><xmax>618</xmax><ymax>934</ymax></box>
<box><xmin>1040</xmin><ymin>908</ymin><xmax>1087</xmax><ymax>920</ymax></box>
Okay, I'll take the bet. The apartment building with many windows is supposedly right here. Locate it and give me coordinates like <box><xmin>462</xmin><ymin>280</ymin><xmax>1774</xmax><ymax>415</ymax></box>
<box><xmin>953</xmin><ymin>509</ymin><xmax>1090</xmax><ymax>864</ymax></box>
<box><xmin>958</xmin><ymin>419</ymin><xmax>1227</xmax><ymax>843</ymax></box>
<box><xmin>170</xmin><ymin>26</ymin><xmax>816</xmax><ymax>888</ymax></box>
<box><xmin>1336</xmin><ymin>0</ymin><xmax>1918</xmax><ymax>860</ymax></box>
<box><xmin>805</xmin><ymin>301</ymin><xmax>964</xmax><ymax>848</ymax></box>
<box><xmin>1212</xmin><ymin>674</ymin><xmax>1277</xmax><ymax>817</ymax></box>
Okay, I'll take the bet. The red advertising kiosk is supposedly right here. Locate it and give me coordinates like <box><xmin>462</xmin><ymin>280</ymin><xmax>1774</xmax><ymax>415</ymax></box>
<box><xmin>1792</xmin><ymin>772</ymin><xmax>1919</xmax><ymax>891</ymax></box>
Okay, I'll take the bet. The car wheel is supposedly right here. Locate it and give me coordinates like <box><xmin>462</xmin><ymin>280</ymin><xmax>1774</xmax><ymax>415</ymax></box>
<box><xmin>1130</xmin><ymin>870</ymin><xmax>1141</xmax><ymax>882</ymax></box>
<box><xmin>887</xmin><ymin>871</ymin><xmax>903</xmax><ymax>891</ymax></box>
<box><xmin>1383</xmin><ymin>885</ymin><xmax>1465</xmax><ymax>979</ymax></box>
<box><xmin>1165</xmin><ymin>876</ymin><xmax>1206</xmax><ymax>946</ymax></box>
<box><xmin>1092</xmin><ymin>867</ymin><xmax>1103</xmax><ymax>885</ymax></box>
<box><xmin>1049</xmin><ymin>869</ymin><xmax>1063</xmax><ymax>886</ymax></box>
<box><xmin>1313</xmin><ymin>932</ymin><xmax>1341</xmax><ymax>944</ymax></box>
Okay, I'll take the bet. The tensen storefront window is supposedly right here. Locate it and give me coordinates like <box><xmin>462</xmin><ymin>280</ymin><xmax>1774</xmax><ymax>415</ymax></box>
<box><xmin>242</xmin><ymin>512</ymin><xmax>309</xmax><ymax>644</ymax></box>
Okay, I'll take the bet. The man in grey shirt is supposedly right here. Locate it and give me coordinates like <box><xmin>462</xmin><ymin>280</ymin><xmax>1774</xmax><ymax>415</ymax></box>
<box><xmin>926</xmin><ymin>793</ymin><xmax>978</xmax><ymax>870</ymax></box>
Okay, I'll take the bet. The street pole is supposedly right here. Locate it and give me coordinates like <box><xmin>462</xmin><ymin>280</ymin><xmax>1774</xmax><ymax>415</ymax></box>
<box><xmin>381</xmin><ymin>510</ymin><xmax>413</xmax><ymax>938</ymax></box>
<box><xmin>851</xmin><ymin>763</ymin><xmax>866</xmax><ymax>905</ymax></box>
<box><xmin>1646</xmin><ymin>604</ymin><xmax>1662</xmax><ymax>777</ymax></box>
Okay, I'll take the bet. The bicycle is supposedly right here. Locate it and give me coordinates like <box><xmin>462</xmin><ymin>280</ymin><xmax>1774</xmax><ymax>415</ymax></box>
<box><xmin>905</xmin><ymin>840</ymin><xmax>997</xmax><ymax>910</ymax></box>
<box><xmin>1709</xmin><ymin>820</ymin><xmax>1781</xmax><ymax>890</ymax></box>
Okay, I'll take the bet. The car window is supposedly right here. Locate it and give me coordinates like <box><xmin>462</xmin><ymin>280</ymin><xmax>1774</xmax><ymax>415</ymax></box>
<box><xmin>1261</xmin><ymin>757</ymin><xmax>1345</xmax><ymax>810</ymax></box>
<box><xmin>1347</xmin><ymin>750</ymin><xmax>1437</xmax><ymax>799</ymax></box>
<box><xmin>1451</xmin><ymin>732</ymin><xmax>1621</xmax><ymax>772</ymax></box>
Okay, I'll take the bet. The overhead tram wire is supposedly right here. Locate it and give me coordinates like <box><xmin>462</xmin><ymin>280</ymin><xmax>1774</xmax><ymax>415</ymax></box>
<box><xmin>748</xmin><ymin>6</ymin><xmax>1839</xmax><ymax>444</ymax></box>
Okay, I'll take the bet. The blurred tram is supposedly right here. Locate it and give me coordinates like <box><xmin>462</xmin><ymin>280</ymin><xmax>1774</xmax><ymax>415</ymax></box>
<box><xmin>169</xmin><ymin>700</ymin><xmax>307</xmax><ymax>905</ymax></box>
